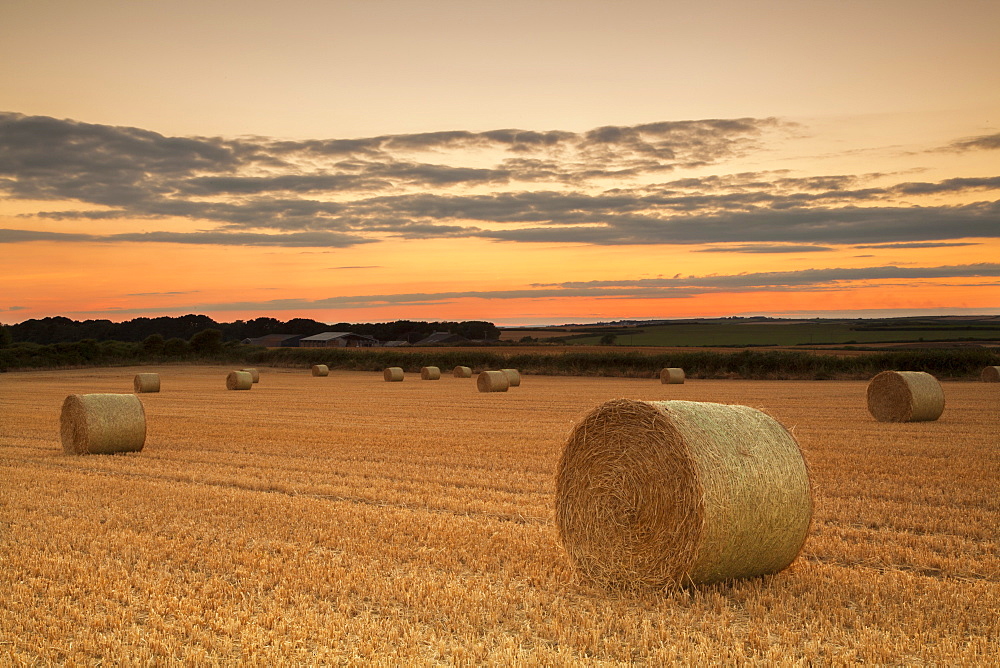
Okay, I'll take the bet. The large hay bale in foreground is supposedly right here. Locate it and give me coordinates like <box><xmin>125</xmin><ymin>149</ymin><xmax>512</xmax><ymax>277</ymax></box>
<box><xmin>659</xmin><ymin>368</ymin><xmax>685</xmax><ymax>384</ymax></box>
<box><xmin>866</xmin><ymin>370</ymin><xmax>944</xmax><ymax>422</ymax></box>
<box><xmin>420</xmin><ymin>366</ymin><xmax>441</xmax><ymax>380</ymax></box>
<box><xmin>982</xmin><ymin>366</ymin><xmax>1000</xmax><ymax>383</ymax></box>
<box><xmin>453</xmin><ymin>365</ymin><xmax>472</xmax><ymax>378</ymax></box>
<box><xmin>477</xmin><ymin>371</ymin><xmax>509</xmax><ymax>393</ymax></box>
<box><xmin>384</xmin><ymin>367</ymin><xmax>404</xmax><ymax>382</ymax></box>
<box><xmin>502</xmin><ymin>368</ymin><xmax>521</xmax><ymax>387</ymax></box>
<box><xmin>61</xmin><ymin>394</ymin><xmax>146</xmax><ymax>455</ymax></box>
<box><xmin>241</xmin><ymin>368</ymin><xmax>260</xmax><ymax>383</ymax></box>
<box><xmin>133</xmin><ymin>373</ymin><xmax>160</xmax><ymax>393</ymax></box>
<box><xmin>556</xmin><ymin>399</ymin><xmax>812</xmax><ymax>588</ymax></box>
<box><xmin>226</xmin><ymin>371</ymin><xmax>253</xmax><ymax>390</ymax></box>
<box><xmin>311</xmin><ymin>364</ymin><xmax>329</xmax><ymax>377</ymax></box>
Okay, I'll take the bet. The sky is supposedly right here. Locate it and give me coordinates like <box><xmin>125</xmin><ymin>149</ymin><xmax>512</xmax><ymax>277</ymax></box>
<box><xmin>1</xmin><ymin>0</ymin><xmax>999</xmax><ymax>326</ymax></box>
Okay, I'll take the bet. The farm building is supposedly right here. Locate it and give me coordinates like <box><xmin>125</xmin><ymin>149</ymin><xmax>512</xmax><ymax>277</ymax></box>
<box><xmin>244</xmin><ymin>334</ymin><xmax>303</xmax><ymax>348</ymax></box>
<box><xmin>412</xmin><ymin>331</ymin><xmax>470</xmax><ymax>346</ymax></box>
<box><xmin>299</xmin><ymin>332</ymin><xmax>379</xmax><ymax>348</ymax></box>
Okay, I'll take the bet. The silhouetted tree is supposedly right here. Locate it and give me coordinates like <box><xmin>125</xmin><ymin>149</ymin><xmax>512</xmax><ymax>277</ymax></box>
<box><xmin>189</xmin><ymin>328</ymin><xmax>224</xmax><ymax>355</ymax></box>
<box><xmin>162</xmin><ymin>338</ymin><xmax>191</xmax><ymax>357</ymax></box>
<box><xmin>143</xmin><ymin>333</ymin><xmax>165</xmax><ymax>355</ymax></box>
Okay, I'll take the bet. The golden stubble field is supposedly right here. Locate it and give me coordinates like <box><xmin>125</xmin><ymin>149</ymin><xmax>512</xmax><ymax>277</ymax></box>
<box><xmin>1</xmin><ymin>366</ymin><xmax>998</xmax><ymax>665</ymax></box>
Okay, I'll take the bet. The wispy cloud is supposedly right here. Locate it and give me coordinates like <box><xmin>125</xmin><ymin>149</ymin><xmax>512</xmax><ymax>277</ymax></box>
<box><xmin>2</xmin><ymin>111</ymin><xmax>999</xmax><ymax>250</ymax></box>
<box><xmin>853</xmin><ymin>241</ymin><xmax>981</xmax><ymax>249</ymax></box>
<box><xmin>0</xmin><ymin>228</ymin><xmax>374</xmax><ymax>247</ymax></box>
<box><xmin>941</xmin><ymin>132</ymin><xmax>1000</xmax><ymax>153</ymax></box>
<box><xmin>693</xmin><ymin>244</ymin><xmax>835</xmax><ymax>253</ymax></box>
<box><xmin>67</xmin><ymin>263</ymin><xmax>1000</xmax><ymax>314</ymax></box>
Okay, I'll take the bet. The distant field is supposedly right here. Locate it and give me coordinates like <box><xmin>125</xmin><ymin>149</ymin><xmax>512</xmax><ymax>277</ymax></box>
<box><xmin>2</xmin><ymin>366</ymin><xmax>997</xmax><ymax>663</ymax></box>
<box><xmin>550</xmin><ymin>322</ymin><xmax>1000</xmax><ymax>347</ymax></box>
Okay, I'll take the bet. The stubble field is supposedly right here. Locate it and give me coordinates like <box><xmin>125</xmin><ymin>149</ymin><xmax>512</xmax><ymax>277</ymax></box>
<box><xmin>1</xmin><ymin>366</ymin><xmax>998</xmax><ymax>665</ymax></box>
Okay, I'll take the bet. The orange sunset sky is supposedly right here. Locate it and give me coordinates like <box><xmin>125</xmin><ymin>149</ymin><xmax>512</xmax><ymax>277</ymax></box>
<box><xmin>1</xmin><ymin>0</ymin><xmax>999</xmax><ymax>326</ymax></box>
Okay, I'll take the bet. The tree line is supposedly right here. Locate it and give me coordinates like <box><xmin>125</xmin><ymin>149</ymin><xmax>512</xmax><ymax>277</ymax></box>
<box><xmin>1</xmin><ymin>315</ymin><xmax>500</xmax><ymax>345</ymax></box>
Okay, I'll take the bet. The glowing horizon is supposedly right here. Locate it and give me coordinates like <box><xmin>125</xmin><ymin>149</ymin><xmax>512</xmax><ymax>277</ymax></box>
<box><xmin>2</xmin><ymin>2</ymin><xmax>998</xmax><ymax>327</ymax></box>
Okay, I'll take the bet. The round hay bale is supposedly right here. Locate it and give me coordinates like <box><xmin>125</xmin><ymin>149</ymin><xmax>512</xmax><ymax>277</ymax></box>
<box><xmin>501</xmin><ymin>368</ymin><xmax>521</xmax><ymax>387</ymax></box>
<box><xmin>453</xmin><ymin>365</ymin><xmax>473</xmax><ymax>378</ymax></box>
<box><xmin>311</xmin><ymin>364</ymin><xmax>329</xmax><ymax>377</ymax></box>
<box><xmin>227</xmin><ymin>370</ymin><xmax>253</xmax><ymax>390</ymax></box>
<box><xmin>982</xmin><ymin>366</ymin><xmax>1000</xmax><ymax>383</ymax></box>
<box><xmin>477</xmin><ymin>370</ymin><xmax>509</xmax><ymax>393</ymax></box>
<box><xmin>420</xmin><ymin>366</ymin><xmax>441</xmax><ymax>380</ymax></box>
<box><xmin>133</xmin><ymin>372</ymin><xmax>160</xmax><ymax>393</ymax></box>
<box><xmin>384</xmin><ymin>367</ymin><xmax>404</xmax><ymax>382</ymax></box>
<box><xmin>659</xmin><ymin>368</ymin><xmax>685</xmax><ymax>384</ymax></box>
<box><xmin>61</xmin><ymin>394</ymin><xmax>146</xmax><ymax>455</ymax></box>
<box><xmin>556</xmin><ymin>398</ymin><xmax>812</xmax><ymax>588</ymax></box>
<box><xmin>240</xmin><ymin>368</ymin><xmax>260</xmax><ymax>383</ymax></box>
<box><xmin>866</xmin><ymin>370</ymin><xmax>944</xmax><ymax>422</ymax></box>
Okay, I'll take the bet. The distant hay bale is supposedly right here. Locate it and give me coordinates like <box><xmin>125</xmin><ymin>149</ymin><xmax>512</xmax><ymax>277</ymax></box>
<box><xmin>311</xmin><ymin>364</ymin><xmax>329</xmax><ymax>377</ymax></box>
<box><xmin>659</xmin><ymin>368</ymin><xmax>685</xmax><ymax>384</ymax></box>
<box><xmin>384</xmin><ymin>367</ymin><xmax>404</xmax><ymax>382</ymax></box>
<box><xmin>477</xmin><ymin>370</ymin><xmax>510</xmax><ymax>392</ymax></box>
<box><xmin>866</xmin><ymin>370</ymin><xmax>944</xmax><ymax>422</ymax></box>
<box><xmin>982</xmin><ymin>366</ymin><xmax>1000</xmax><ymax>383</ymax></box>
<box><xmin>227</xmin><ymin>371</ymin><xmax>253</xmax><ymax>390</ymax></box>
<box><xmin>556</xmin><ymin>399</ymin><xmax>812</xmax><ymax>588</ymax></box>
<box><xmin>453</xmin><ymin>365</ymin><xmax>472</xmax><ymax>378</ymax></box>
<box><xmin>240</xmin><ymin>368</ymin><xmax>260</xmax><ymax>383</ymax></box>
<box><xmin>501</xmin><ymin>368</ymin><xmax>521</xmax><ymax>387</ymax></box>
<box><xmin>133</xmin><ymin>372</ymin><xmax>160</xmax><ymax>393</ymax></box>
<box><xmin>421</xmin><ymin>366</ymin><xmax>441</xmax><ymax>380</ymax></box>
<box><xmin>60</xmin><ymin>393</ymin><xmax>146</xmax><ymax>455</ymax></box>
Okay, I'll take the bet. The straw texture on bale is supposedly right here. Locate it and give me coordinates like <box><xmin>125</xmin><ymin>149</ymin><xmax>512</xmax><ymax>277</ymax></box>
<box><xmin>133</xmin><ymin>372</ymin><xmax>160</xmax><ymax>393</ymax></box>
<box><xmin>240</xmin><ymin>368</ymin><xmax>260</xmax><ymax>383</ymax></box>
<box><xmin>866</xmin><ymin>370</ymin><xmax>944</xmax><ymax>422</ymax></box>
<box><xmin>383</xmin><ymin>367</ymin><xmax>404</xmax><ymax>382</ymax></box>
<box><xmin>556</xmin><ymin>399</ymin><xmax>812</xmax><ymax>588</ymax></box>
<box><xmin>982</xmin><ymin>366</ymin><xmax>1000</xmax><ymax>383</ymax></box>
<box><xmin>453</xmin><ymin>365</ymin><xmax>473</xmax><ymax>378</ymax></box>
<box><xmin>311</xmin><ymin>364</ymin><xmax>329</xmax><ymax>377</ymax></box>
<box><xmin>60</xmin><ymin>393</ymin><xmax>147</xmax><ymax>455</ymax></box>
<box><xmin>477</xmin><ymin>370</ymin><xmax>509</xmax><ymax>393</ymax></box>
<box><xmin>659</xmin><ymin>368</ymin><xmax>685</xmax><ymax>384</ymax></box>
<box><xmin>501</xmin><ymin>368</ymin><xmax>521</xmax><ymax>387</ymax></box>
<box><xmin>226</xmin><ymin>371</ymin><xmax>253</xmax><ymax>390</ymax></box>
<box><xmin>420</xmin><ymin>366</ymin><xmax>441</xmax><ymax>380</ymax></box>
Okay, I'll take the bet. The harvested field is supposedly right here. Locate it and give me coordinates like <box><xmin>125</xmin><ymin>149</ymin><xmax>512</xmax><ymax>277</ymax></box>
<box><xmin>1</xmin><ymin>366</ymin><xmax>998</xmax><ymax>664</ymax></box>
